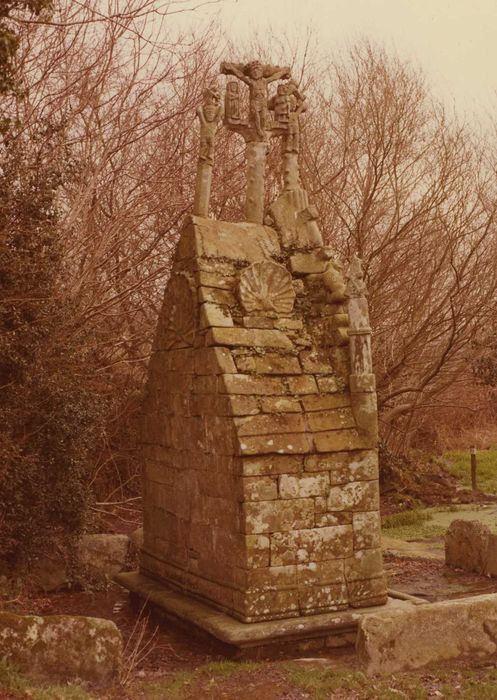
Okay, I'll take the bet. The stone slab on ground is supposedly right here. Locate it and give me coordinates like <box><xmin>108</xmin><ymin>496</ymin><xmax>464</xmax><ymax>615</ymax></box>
<box><xmin>357</xmin><ymin>593</ymin><xmax>497</xmax><ymax>675</ymax></box>
<box><xmin>116</xmin><ymin>571</ymin><xmax>415</xmax><ymax>652</ymax></box>
<box><xmin>0</xmin><ymin>612</ymin><xmax>122</xmax><ymax>685</ymax></box>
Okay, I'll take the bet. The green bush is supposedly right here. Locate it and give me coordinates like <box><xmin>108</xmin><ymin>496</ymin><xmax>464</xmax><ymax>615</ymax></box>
<box><xmin>0</xmin><ymin>128</ymin><xmax>105</xmax><ymax>567</ymax></box>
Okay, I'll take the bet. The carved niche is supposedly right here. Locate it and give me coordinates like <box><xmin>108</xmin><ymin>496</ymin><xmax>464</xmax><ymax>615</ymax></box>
<box><xmin>238</xmin><ymin>261</ymin><xmax>295</xmax><ymax>314</ymax></box>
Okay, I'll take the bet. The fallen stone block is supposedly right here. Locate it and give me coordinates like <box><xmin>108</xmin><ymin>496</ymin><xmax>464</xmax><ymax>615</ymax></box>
<box><xmin>357</xmin><ymin>593</ymin><xmax>497</xmax><ymax>675</ymax></box>
<box><xmin>77</xmin><ymin>533</ymin><xmax>130</xmax><ymax>582</ymax></box>
<box><xmin>445</xmin><ymin>519</ymin><xmax>497</xmax><ymax>576</ymax></box>
<box><xmin>0</xmin><ymin>612</ymin><xmax>122</xmax><ymax>685</ymax></box>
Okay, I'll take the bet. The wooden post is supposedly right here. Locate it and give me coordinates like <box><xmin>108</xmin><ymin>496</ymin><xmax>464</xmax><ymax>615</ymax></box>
<box><xmin>470</xmin><ymin>445</ymin><xmax>477</xmax><ymax>493</ymax></box>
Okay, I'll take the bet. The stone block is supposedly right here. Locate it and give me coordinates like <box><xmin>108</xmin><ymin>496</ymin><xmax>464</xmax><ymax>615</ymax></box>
<box><xmin>299</xmin><ymin>583</ymin><xmax>348</xmax><ymax>614</ymax></box>
<box><xmin>240</xmin><ymin>476</ymin><xmax>278</xmax><ymax>502</ymax></box>
<box><xmin>357</xmin><ymin>593</ymin><xmax>497</xmax><ymax>675</ymax></box>
<box><xmin>287</xmin><ymin>375</ymin><xmax>318</xmax><ymax>394</ymax></box>
<box><xmin>196</xmin><ymin>270</ymin><xmax>236</xmax><ymax>290</ymax></box>
<box><xmin>235</xmin><ymin>565</ymin><xmax>297</xmax><ymax>591</ymax></box>
<box><xmin>353</xmin><ymin>512</ymin><xmax>382</xmax><ymax>550</ymax></box>
<box><xmin>271</xmin><ymin>525</ymin><xmax>353</xmax><ymax>565</ymax></box>
<box><xmin>192</xmin><ymin>217</ymin><xmax>281</xmax><ymax>262</ymax></box>
<box><xmin>228</xmin><ymin>395</ymin><xmax>260</xmax><ymax>416</ymax></box>
<box><xmin>348</xmin><ymin>575</ymin><xmax>388</xmax><ymax>608</ymax></box>
<box><xmin>445</xmin><ymin>519</ymin><xmax>493</xmax><ymax>575</ymax></box>
<box><xmin>328</xmin><ymin>481</ymin><xmax>379</xmax><ymax>512</ymax></box>
<box><xmin>299</xmin><ymin>350</ymin><xmax>332</xmax><ymax>374</ymax></box>
<box><xmin>242</xmin><ymin>499</ymin><xmax>314</xmax><ymax>534</ymax></box>
<box><xmin>279</xmin><ymin>472</ymin><xmax>329</xmax><ymax>499</ymax></box>
<box><xmin>199</xmin><ymin>287</ymin><xmax>236</xmax><ymax>305</ymax></box>
<box><xmin>315</xmin><ymin>511</ymin><xmax>353</xmax><ymax>527</ymax></box>
<box><xmin>316</xmin><ymin>376</ymin><xmax>339</xmax><ymax>393</ymax></box>
<box><xmin>260</xmin><ymin>396</ymin><xmax>302</xmax><ymax>413</ymax></box>
<box><xmin>314</xmin><ymin>429</ymin><xmax>370</xmax><ymax>453</ymax></box>
<box><xmin>199</xmin><ymin>302</ymin><xmax>234</xmax><ymax>328</ymax></box>
<box><xmin>297</xmin><ymin>559</ymin><xmax>344</xmax><ymax>586</ymax></box>
<box><xmin>0</xmin><ymin>612</ymin><xmax>122</xmax><ymax>685</ymax></box>
<box><xmin>236</xmin><ymin>353</ymin><xmax>302</xmax><ymax>375</ymax></box>
<box><xmin>244</xmin><ymin>534</ymin><xmax>270</xmax><ymax>568</ymax></box>
<box><xmin>301</xmin><ymin>394</ymin><xmax>350</xmax><ymax>412</ymax></box>
<box><xmin>237</xmin><ymin>432</ymin><xmax>312</xmax><ymax>455</ymax></box>
<box><xmin>207</xmin><ymin>327</ymin><xmax>293</xmax><ymax>349</ymax></box>
<box><xmin>274</xmin><ymin>318</ymin><xmax>303</xmax><ymax>330</ymax></box>
<box><xmin>307</xmin><ymin>408</ymin><xmax>356</xmax><ymax>432</ymax></box>
<box><xmin>220</xmin><ymin>374</ymin><xmax>287</xmax><ymax>395</ymax></box>
<box><xmin>243</xmin><ymin>316</ymin><xmax>275</xmax><ymax>329</ymax></box>
<box><xmin>345</xmin><ymin>549</ymin><xmax>384</xmax><ymax>582</ymax></box>
<box><xmin>233</xmin><ymin>588</ymin><xmax>299</xmax><ymax>622</ymax></box>
<box><xmin>235</xmin><ymin>413</ymin><xmax>305</xmax><ymax>436</ymax></box>
<box><xmin>77</xmin><ymin>534</ymin><xmax>130</xmax><ymax>582</ymax></box>
<box><xmin>239</xmin><ymin>455</ymin><xmax>302</xmax><ymax>476</ymax></box>
<box><xmin>290</xmin><ymin>251</ymin><xmax>328</xmax><ymax>274</ymax></box>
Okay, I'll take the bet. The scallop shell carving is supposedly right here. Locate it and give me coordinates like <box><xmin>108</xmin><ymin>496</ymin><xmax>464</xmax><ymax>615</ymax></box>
<box><xmin>239</xmin><ymin>261</ymin><xmax>295</xmax><ymax>314</ymax></box>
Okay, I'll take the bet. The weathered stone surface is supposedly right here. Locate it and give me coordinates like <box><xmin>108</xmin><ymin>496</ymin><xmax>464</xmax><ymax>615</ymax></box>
<box><xmin>271</xmin><ymin>526</ymin><xmax>353</xmax><ymax>565</ymax></box>
<box><xmin>288</xmin><ymin>375</ymin><xmax>319</xmax><ymax>394</ymax></box>
<box><xmin>307</xmin><ymin>408</ymin><xmax>356</xmax><ymax>432</ymax></box>
<box><xmin>244</xmin><ymin>534</ymin><xmax>270</xmax><ymax>567</ymax></box>
<box><xmin>235</xmin><ymin>412</ymin><xmax>305</xmax><ymax>436</ymax></box>
<box><xmin>328</xmin><ymin>481</ymin><xmax>379</xmax><ymax>512</ymax></box>
<box><xmin>353</xmin><ymin>512</ymin><xmax>381</xmax><ymax>550</ymax></box>
<box><xmin>314</xmin><ymin>429</ymin><xmax>370</xmax><ymax>453</ymax></box>
<box><xmin>345</xmin><ymin>548</ymin><xmax>384</xmax><ymax>581</ymax></box>
<box><xmin>290</xmin><ymin>251</ymin><xmax>328</xmax><ymax>274</ymax></box>
<box><xmin>77</xmin><ymin>534</ymin><xmax>130</xmax><ymax>581</ymax></box>
<box><xmin>445</xmin><ymin>519</ymin><xmax>497</xmax><ymax>576</ymax></box>
<box><xmin>199</xmin><ymin>302</ymin><xmax>234</xmax><ymax>328</ymax></box>
<box><xmin>207</xmin><ymin>327</ymin><xmax>293</xmax><ymax>349</ymax></box>
<box><xmin>242</xmin><ymin>499</ymin><xmax>314</xmax><ymax>534</ymax></box>
<box><xmin>260</xmin><ymin>396</ymin><xmax>302</xmax><ymax>413</ymax></box>
<box><xmin>191</xmin><ymin>217</ymin><xmax>281</xmax><ymax>261</ymax></box>
<box><xmin>357</xmin><ymin>594</ymin><xmax>497</xmax><ymax>675</ymax></box>
<box><xmin>240</xmin><ymin>476</ymin><xmax>278</xmax><ymax>502</ymax></box>
<box><xmin>0</xmin><ymin>612</ymin><xmax>122</xmax><ymax>684</ymax></box>
<box><xmin>238</xmin><ymin>432</ymin><xmax>312</xmax><ymax>455</ymax></box>
<box><xmin>236</xmin><ymin>353</ymin><xmax>301</xmax><ymax>375</ymax></box>
<box><xmin>239</xmin><ymin>454</ymin><xmax>302</xmax><ymax>476</ymax></box>
<box><xmin>279</xmin><ymin>472</ymin><xmax>329</xmax><ymax>499</ymax></box>
<box><xmin>221</xmin><ymin>373</ymin><xmax>287</xmax><ymax>395</ymax></box>
<box><xmin>301</xmin><ymin>393</ymin><xmax>349</xmax><ymax>412</ymax></box>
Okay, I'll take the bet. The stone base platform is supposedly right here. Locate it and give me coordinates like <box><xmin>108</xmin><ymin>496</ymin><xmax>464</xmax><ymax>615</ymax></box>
<box><xmin>115</xmin><ymin>571</ymin><xmax>421</xmax><ymax>656</ymax></box>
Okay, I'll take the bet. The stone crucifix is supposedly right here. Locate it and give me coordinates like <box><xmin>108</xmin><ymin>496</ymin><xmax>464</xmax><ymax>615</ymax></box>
<box><xmin>220</xmin><ymin>60</ymin><xmax>291</xmax><ymax>224</ymax></box>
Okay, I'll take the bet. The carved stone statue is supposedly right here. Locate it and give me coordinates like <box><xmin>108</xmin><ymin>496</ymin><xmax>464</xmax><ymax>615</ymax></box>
<box><xmin>197</xmin><ymin>85</ymin><xmax>222</xmax><ymax>165</ymax></box>
<box><xmin>225</xmin><ymin>80</ymin><xmax>242</xmax><ymax>124</ymax></box>
<box><xmin>268</xmin><ymin>80</ymin><xmax>307</xmax><ymax>153</ymax></box>
<box><xmin>220</xmin><ymin>60</ymin><xmax>290</xmax><ymax>140</ymax></box>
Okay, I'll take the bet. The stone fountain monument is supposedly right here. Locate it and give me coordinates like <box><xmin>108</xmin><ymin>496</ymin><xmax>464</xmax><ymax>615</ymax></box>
<box><xmin>117</xmin><ymin>60</ymin><xmax>391</xmax><ymax>652</ymax></box>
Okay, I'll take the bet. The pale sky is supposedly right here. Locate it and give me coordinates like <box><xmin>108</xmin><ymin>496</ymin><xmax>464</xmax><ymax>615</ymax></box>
<box><xmin>193</xmin><ymin>0</ymin><xmax>497</xmax><ymax>114</ymax></box>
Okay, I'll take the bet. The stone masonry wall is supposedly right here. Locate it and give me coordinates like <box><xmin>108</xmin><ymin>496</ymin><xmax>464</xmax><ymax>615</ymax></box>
<box><xmin>140</xmin><ymin>214</ymin><xmax>387</xmax><ymax>623</ymax></box>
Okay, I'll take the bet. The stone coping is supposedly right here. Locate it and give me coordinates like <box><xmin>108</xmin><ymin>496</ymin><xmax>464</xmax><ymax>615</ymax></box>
<box><xmin>115</xmin><ymin>571</ymin><xmax>418</xmax><ymax>649</ymax></box>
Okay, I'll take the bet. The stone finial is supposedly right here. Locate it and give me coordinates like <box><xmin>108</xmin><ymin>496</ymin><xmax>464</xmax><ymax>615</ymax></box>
<box><xmin>193</xmin><ymin>85</ymin><xmax>222</xmax><ymax>217</ymax></box>
<box><xmin>196</xmin><ymin>85</ymin><xmax>222</xmax><ymax>165</ymax></box>
<box><xmin>346</xmin><ymin>253</ymin><xmax>367</xmax><ymax>299</ymax></box>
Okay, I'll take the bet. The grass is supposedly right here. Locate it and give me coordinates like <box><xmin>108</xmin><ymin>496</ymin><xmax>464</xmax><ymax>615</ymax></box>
<box><xmin>141</xmin><ymin>670</ymin><xmax>194</xmax><ymax>700</ymax></box>
<box><xmin>381</xmin><ymin>508</ymin><xmax>446</xmax><ymax>540</ymax></box>
<box><xmin>444</xmin><ymin>448</ymin><xmax>497</xmax><ymax>494</ymax></box>
<box><xmin>0</xmin><ymin>658</ymin><xmax>95</xmax><ymax>700</ymax></box>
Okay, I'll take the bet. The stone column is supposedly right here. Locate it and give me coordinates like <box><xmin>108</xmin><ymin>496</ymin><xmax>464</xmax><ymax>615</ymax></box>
<box><xmin>282</xmin><ymin>150</ymin><xmax>300</xmax><ymax>191</ymax></box>
<box><xmin>347</xmin><ymin>255</ymin><xmax>378</xmax><ymax>444</ymax></box>
<box><xmin>245</xmin><ymin>140</ymin><xmax>267</xmax><ymax>224</ymax></box>
<box><xmin>193</xmin><ymin>160</ymin><xmax>212</xmax><ymax>217</ymax></box>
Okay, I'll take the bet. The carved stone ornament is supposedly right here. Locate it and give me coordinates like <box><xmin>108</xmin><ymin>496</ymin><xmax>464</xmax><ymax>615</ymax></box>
<box><xmin>238</xmin><ymin>261</ymin><xmax>295</xmax><ymax>314</ymax></box>
<box><xmin>162</xmin><ymin>274</ymin><xmax>197</xmax><ymax>350</ymax></box>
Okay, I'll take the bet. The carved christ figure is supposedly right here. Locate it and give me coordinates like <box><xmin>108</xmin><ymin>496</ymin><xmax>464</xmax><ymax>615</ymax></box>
<box><xmin>196</xmin><ymin>86</ymin><xmax>222</xmax><ymax>164</ymax></box>
<box><xmin>220</xmin><ymin>60</ymin><xmax>291</xmax><ymax>139</ymax></box>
